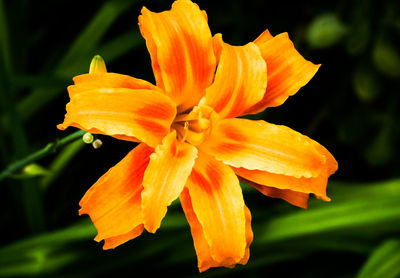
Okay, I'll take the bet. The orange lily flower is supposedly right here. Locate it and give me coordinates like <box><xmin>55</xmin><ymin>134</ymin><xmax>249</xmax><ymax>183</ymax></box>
<box><xmin>58</xmin><ymin>0</ymin><xmax>337</xmax><ymax>272</ymax></box>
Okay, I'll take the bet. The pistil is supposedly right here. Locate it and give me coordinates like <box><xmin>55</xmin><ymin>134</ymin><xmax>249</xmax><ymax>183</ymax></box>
<box><xmin>171</xmin><ymin>105</ymin><xmax>215</xmax><ymax>146</ymax></box>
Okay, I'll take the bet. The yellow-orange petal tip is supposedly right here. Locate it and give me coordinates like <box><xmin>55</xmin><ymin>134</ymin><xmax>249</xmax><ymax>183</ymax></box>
<box><xmin>317</xmin><ymin>195</ymin><xmax>331</xmax><ymax>202</ymax></box>
<box><xmin>78</xmin><ymin>208</ymin><xmax>84</xmax><ymax>216</ymax></box>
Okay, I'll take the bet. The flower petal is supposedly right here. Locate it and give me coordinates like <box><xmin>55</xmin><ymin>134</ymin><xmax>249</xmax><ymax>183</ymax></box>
<box><xmin>57</xmin><ymin>87</ymin><xmax>176</xmax><ymax>147</ymax></box>
<box><xmin>141</xmin><ymin>131</ymin><xmax>198</xmax><ymax>233</ymax></box>
<box><xmin>139</xmin><ymin>0</ymin><xmax>216</xmax><ymax>111</ymax></box>
<box><xmin>68</xmin><ymin>72</ymin><xmax>160</xmax><ymax>97</ymax></box>
<box><xmin>235</xmin><ymin>166</ymin><xmax>332</xmax><ymax>202</ymax></box>
<box><xmin>79</xmin><ymin>143</ymin><xmax>153</xmax><ymax>246</ymax></box>
<box><xmin>310</xmin><ymin>140</ymin><xmax>338</xmax><ymax>176</ymax></box>
<box><xmin>180</xmin><ymin>152</ymin><xmax>247</xmax><ymax>270</ymax></box>
<box><xmin>246</xmin><ymin>31</ymin><xmax>320</xmax><ymax>114</ymax></box>
<box><xmin>199</xmin><ymin>118</ymin><xmax>326</xmax><ymax>178</ymax></box>
<box><xmin>239</xmin><ymin>205</ymin><xmax>253</xmax><ymax>266</ymax></box>
<box><xmin>180</xmin><ymin>188</ymin><xmax>252</xmax><ymax>272</ymax></box>
<box><xmin>253</xmin><ymin>29</ymin><xmax>274</xmax><ymax>45</ymax></box>
<box><xmin>205</xmin><ymin>36</ymin><xmax>267</xmax><ymax>118</ymax></box>
<box><xmin>103</xmin><ymin>224</ymin><xmax>144</xmax><ymax>250</ymax></box>
<box><xmin>239</xmin><ymin>176</ymin><xmax>310</xmax><ymax>209</ymax></box>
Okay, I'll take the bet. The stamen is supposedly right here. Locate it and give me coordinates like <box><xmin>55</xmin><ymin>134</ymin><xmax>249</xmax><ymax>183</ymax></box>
<box><xmin>174</xmin><ymin>113</ymin><xmax>198</xmax><ymax>122</ymax></box>
<box><xmin>172</xmin><ymin>122</ymin><xmax>189</xmax><ymax>142</ymax></box>
<box><xmin>182</xmin><ymin>121</ymin><xmax>189</xmax><ymax>142</ymax></box>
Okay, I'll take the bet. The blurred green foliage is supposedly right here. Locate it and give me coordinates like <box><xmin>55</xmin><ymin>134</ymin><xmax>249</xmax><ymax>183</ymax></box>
<box><xmin>0</xmin><ymin>0</ymin><xmax>400</xmax><ymax>277</ymax></box>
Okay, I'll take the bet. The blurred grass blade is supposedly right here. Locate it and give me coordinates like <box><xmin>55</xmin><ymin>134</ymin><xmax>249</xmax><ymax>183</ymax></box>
<box><xmin>0</xmin><ymin>0</ymin><xmax>12</xmax><ymax>74</ymax></box>
<box><xmin>40</xmin><ymin>139</ymin><xmax>84</xmax><ymax>190</ymax></box>
<box><xmin>0</xmin><ymin>213</ymin><xmax>187</xmax><ymax>277</ymax></box>
<box><xmin>0</xmin><ymin>0</ymin><xmax>46</xmax><ymax>233</ymax></box>
<box><xmin>17</xmin><ymin>0</ymin><xmax>136</xmax><ymax>121</ymax></box>
<box><xmin>262</xmin><ymin>198</ymin><xmax>400</xmax><ymax>242</ymax></box>
<box><xmin>357</xmin><ymin>240</ymin><xmax>400</xmax><ymax>278</ymax></box>
<box><xmin>0</xmin><ymin>249</ymin><xmax>80</xmax><ymax>277</ymax></box>
<box><xmin>56</xmin><ymin>1</ymin><xmax>134</xmax><ymax>73</ymax></box>
<box><xmin>0</xmin><ymin>220</ymin><xmax>95</xmax><ymax>277</ymax></box>
<box><xmin>259</xmin><ymin>179</ymin><xmax>400</xmax><ymax>243</ymax></box>
<box><xmin>0</xmin><ymin>220</ymin><xmax>95</xmax><ymax>255</ymax></box>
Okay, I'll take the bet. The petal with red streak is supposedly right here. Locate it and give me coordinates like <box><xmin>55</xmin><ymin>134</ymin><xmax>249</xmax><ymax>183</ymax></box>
<box><xmin>57</xmin><ymin>88</ymin><xmax>176</xmax><ymax>147</ymax></box>
<box><xmin>180</xmin><ymin>188</ymin><xmax>253</xmax><ymax>272</ymax></box>
<box><xmin>139</xmin><ymin>0</ymin><xmax>216</xmax><ymax>111</ymax></box>
<box><xmin>235</xmin><ymin>166</ymin><xmax>332</xmax><ymax>202</ymax></box>
<box><xmin>240</xmin><ymin>177</ymin><xmax>310</xmax><ymax>209</ymax></box>
<box><xmin>246</xmin><ymin>32</ymin><xmax>320</xmax><ymax>114</ymax></box>
<box><xmin>79</xmin><ymin>143</ymin><xmax>153</xmax><ymax>247</ymax></box>
<box><xmin>103</xmin><ymin>224</ymin><xmax>144</xmax><ymax>250</ymax></box>
<box><xmin>205</xmin><ymin>36</ymin><xmax>267</xmax><ymax>118</ymax></box>
<box><xmin>199</xmin><ymin>118</ymin><xmax>326</xmax><ymax>178</ymax></box>
<box><xmin>253</xmin><ymin>29</ymin><xmax>273</xmax><ymax>45</ymax></box>
<box><xmin>180</xmin><ymin>152</ymin><xmax>248</xmax><ymax>270</ymax></box>
<box><xmin>68</xmin><ymin>72</ymin><xmax>160</xmax><ymax>97</ymax></box>
<box><xmin>141</xmin><ymin>131</ymin><xmax>198</xmax><ymax>233</ymax></box>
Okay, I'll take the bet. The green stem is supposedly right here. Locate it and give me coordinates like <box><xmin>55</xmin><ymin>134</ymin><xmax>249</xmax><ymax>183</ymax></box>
<box><xmin>0</xmin><ymin>130</ymin><xmax>85</xmax><ymax>182</ymax></box>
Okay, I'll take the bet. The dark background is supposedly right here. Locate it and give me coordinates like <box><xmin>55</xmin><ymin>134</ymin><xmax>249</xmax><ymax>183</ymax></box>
<box><xmin>1</xmin><ymin>0</ymin><xmax>400</xmax><ymax>277</ymax></box>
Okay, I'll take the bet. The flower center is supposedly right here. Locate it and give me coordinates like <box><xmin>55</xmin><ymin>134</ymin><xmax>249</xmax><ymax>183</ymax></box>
<box><xmin>171</xmin><ymin>105</ymin><xmax>215</xmax><ymax>146</ymax></box>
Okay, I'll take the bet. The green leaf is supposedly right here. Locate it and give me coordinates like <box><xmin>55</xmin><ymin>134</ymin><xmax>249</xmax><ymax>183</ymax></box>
<box><xmin>306</xmin><ymin>13</ymin><xmax>348</xmax><ymax>49</ymax></box>
<box><xmin>0</xmin><ymin>220</ymin><xmax>96</xmax><ymax>256</ymax></box>
<box><xmin>352</xmin><ymin>65</ymin><xmax>380</xmax><ymax>102</ymax></box>
<box><xmin>373</xmin><ymin>38</ymin><xmax>400</xmax><ymax>78</ymax></box>
<box><xmin>259</xmin><ymin>179</ymin><xmax>400</xmax><ymax>243</ymax></box>
<box><xmin>0</xmin><ymin>249</ymin><xmax>81</xmax><ymax>277</ymax></box>
<box><xmin>357</xmin><ymin>240</ymin><xmax>400</xmax><ymax>278</ymax></box>
<box><xmin>0</xmin><ymin>220</ymin><xmax>95</xmax><ymax>277</ymax></box>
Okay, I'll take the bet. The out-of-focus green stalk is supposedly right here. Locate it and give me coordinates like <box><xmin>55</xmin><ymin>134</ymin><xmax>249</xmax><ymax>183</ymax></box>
<box><xmin>0</xmin><ymin>130</ymin><xmax>85</xmax><ymax>182</ymax></box>
<box><xmin>357</xmin><ymin>239</ymin><xmax>400</xmax><ymax>278</ymax></box>
<box><xmin>40</xmin><ymin>139</ymin><xmax>85</xmax><ymax>190</ymax></box>
<box><xmin>0</xmin><ymin>0</ymin><xmax>12</xmax><ymax>74</ymax></box>
<box><xmin>0</xmin><ymin>220</ymin><xmax>95</xmax><ymax>255</ymax></box>
<box><xmin>0</xmin><ymin>0</ymin><xmax>46</xmax><ymax>233</ymax></box>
